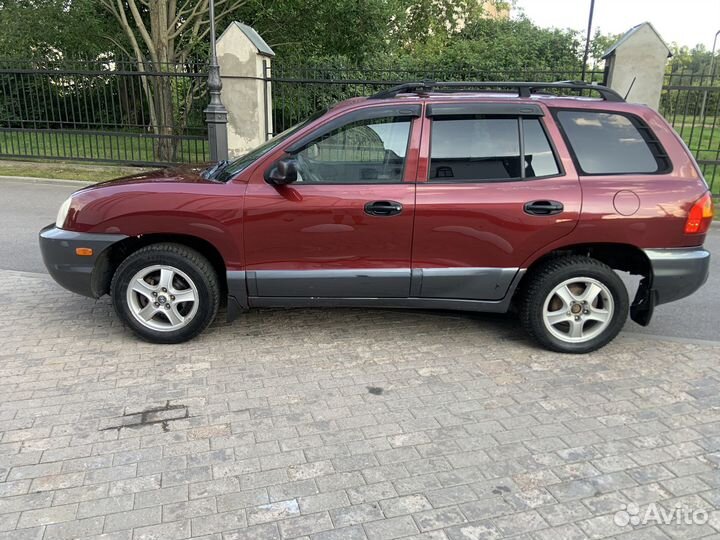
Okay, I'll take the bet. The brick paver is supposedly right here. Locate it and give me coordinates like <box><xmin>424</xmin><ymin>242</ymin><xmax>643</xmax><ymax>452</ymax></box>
<box><xmin>1</xmin><ymin>269</ymin><xmax>720</xmax><ymax>539</ymax></box>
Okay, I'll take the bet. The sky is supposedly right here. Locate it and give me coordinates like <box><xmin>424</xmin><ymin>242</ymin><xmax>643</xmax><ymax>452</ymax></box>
<box><xmin>513</xmin><ymin>0</ymin><xmax>720</xmax><ymax>51</ymax></box>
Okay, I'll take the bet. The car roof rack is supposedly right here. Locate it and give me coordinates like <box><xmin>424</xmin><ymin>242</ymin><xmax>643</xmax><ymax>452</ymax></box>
<box><xmin>368</xmin><ymin>80</ymin><xmax>624</xmax><ymax>102</ymax></box>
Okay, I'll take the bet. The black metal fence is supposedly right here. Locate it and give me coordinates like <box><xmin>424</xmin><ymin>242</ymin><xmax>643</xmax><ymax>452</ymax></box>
<box><xmin>268</xmin><ymin>63</ymin><xmax>606</xmax><ymax>136</ymax></box>
<box><xmin>660</xmin><ymin>67</ymin><xmax>720</xmax><ymax>194</ymax></box>
<box><xmin>269</xmin><ymin>62</ymin><xmax>720</xmax><ymax>195</ymax></box>
<box><xmin>0</xmin><ymin>58</ymin><xmax>209</xmax><ymax>166</ymax></box>
<box><xmin>2</xmin><ymin>54</ymin><xmax>718</xmax><ymax>191</ymax></box>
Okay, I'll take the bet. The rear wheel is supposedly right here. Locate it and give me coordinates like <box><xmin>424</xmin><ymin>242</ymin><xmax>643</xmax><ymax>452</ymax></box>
<box><xmin>520</xmin><ymin>256</ymin><xmax>628</xmax><ymax>353</ymax></box>
<box><xmin>111</xmin><ymin>243</ymin><xmax>219</xmax><ymax>343</ymax></box>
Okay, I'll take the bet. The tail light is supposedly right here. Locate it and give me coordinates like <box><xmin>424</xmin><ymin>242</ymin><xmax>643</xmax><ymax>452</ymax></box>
<box><xmin>685</xmin><ymin>192</ymin><xmax>714</xmax><ymax>234</ymax></box>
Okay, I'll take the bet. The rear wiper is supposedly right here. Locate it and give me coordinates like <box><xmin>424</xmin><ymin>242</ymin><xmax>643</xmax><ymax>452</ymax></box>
<box><xmin>202</xmin><ymin>159</ymin><xmax>229</xmax><ymax>179</ymax></box>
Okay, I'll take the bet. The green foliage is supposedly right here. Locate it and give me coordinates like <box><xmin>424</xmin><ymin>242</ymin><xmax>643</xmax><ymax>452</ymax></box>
<box><xmin>228</xmin><ymin>0</ymin><xmax>395</xmax><ymax>62</ymax></box>
<box><xmin>389</xmin><ymin>0</ymin><xmax>483</xmax><ymax>50</ymax></box>
<box><xmin>230</xmin><ymin>0</ymin><xmax>492</xmax><ymax>63</ymax></box>
<box><xmin>0</xmin><ymin>0</ymin><xmax>120</xmax><ymax>59</ymax></box>
<box><xmin>400</xmin><ymin>16</ymin><xmax>584</xmax><ymax>73</ymax></box>
<box><xmin>669</xmin><ymin>44</ymin><xmax>715</xmax><ymax>75</ymax></box>
<box><xmin>588</xmin><ymin>29</ymin><xmax>621</xmax><ymax>67</ymax></box>
<box><xmin>0</xmin><ymin>0</ymin><xmax>600</xmax><ymax>74</ymax></box>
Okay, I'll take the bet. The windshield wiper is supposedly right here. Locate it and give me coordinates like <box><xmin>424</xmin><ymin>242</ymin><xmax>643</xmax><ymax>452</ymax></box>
<box><xmin>202</xmin><ymin>159</ymin><xmax>229</xmax><ymax>179</ymax></box>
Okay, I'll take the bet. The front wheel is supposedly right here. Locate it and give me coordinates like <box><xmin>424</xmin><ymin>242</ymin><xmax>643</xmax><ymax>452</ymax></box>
<box><xmin>520</xmin><ymin>256</ymin><xmax>629</xmax><ymax>353</ymax></box>
<box><xmin>111</xmin><ymin>243</ymin><xmax>220</xmax><ymax>344</ymax></box>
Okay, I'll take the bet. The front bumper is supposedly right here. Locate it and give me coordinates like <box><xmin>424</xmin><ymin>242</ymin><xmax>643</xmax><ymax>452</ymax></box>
<box><xmin>644</xmin><ymin>247</ymin><xmax>710</xmax><ymax>306</ymax></box>
<box><xmin>39</xmin><ymin>224</ymin><xmax>127</xmax><ymax>298</ymax></box>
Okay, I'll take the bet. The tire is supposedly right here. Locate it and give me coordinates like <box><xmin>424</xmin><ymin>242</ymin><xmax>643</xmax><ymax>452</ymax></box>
<box><xmin>519</xmin><ymin>256</ymin><xmax>628</xmax><ymax>354</ymax></box>
<box><xmin>111</xmin><ymin>243</ymin><xmax>220</xmax><ymax>344</ymax></box>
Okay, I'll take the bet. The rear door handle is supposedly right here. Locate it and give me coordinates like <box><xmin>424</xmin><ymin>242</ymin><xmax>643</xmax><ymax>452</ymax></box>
<box><xmin>364</xmin><ymin>200</ymin><xmax>403</xmax><ymax>216</ymax></box>
<box><xmin>524</xmin><ymin>200</ymin><xmax>564</xmax><ymax>216</ymax></box>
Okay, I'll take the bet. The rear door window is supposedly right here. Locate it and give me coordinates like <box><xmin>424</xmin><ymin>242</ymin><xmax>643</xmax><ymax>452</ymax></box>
<box><xmin>429</xmin><ymin>116</ymin><xmax>559</xmax><ymax>181</ymax></box>
<box><xmin>555</xmin><ymin>110</ymin><xmax>664</xmax><ymax>175</ymax></box>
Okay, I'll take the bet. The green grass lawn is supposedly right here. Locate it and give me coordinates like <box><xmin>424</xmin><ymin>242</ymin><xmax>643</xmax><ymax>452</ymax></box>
<box><xmin>0</xmin><ymin>159</ymin><xmax>151</xmax><ymax>182</ymax></box>
<box><xmin>0</xmin><ymin>130</ymin><xmax>208</xmax><ymax>166</ymax></box>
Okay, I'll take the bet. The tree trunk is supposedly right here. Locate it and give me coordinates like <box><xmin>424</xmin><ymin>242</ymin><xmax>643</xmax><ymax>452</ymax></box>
<box><xmin>149</xmin><ymin>1</ymin><xmax>177</xmax><ymax>162</ymax></box>
<box><xmin>103</xmin><ymin>0</ymin><xmax>235</xmax><ymax>163</ymax></box>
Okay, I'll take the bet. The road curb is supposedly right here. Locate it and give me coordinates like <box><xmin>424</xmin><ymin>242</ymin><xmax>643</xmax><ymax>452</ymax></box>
<box><xmin>0</xmin><ymin>175</ymin><xmax>93</xmax><ymax>187</ymax></box>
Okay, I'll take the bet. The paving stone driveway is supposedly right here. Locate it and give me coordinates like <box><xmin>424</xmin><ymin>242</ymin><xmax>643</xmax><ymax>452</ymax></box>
<box><xmin>2</xmin><ymin>269</ymin><xmax>720</xmax><ymax>540</ymax></box>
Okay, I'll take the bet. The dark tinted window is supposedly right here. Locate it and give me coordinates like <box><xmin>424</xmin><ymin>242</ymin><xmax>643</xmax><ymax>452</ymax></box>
<box><xmin>430</xmin><ymin>118</ymin><xmax>521</xmax><ymax>181</ymax></box>
<box><xmin>523</xmin><ymin>119</ymin><xmax>560</xmax><ymax>178</ymax></box>
<box><xmin>429</xmin><ymin>117</ymin><xmax>559</xmax><ymax>181</ymax></box>
<box><xmin>556</xmin><ymin>111</ymin><xmax>659</xmax><ymax>174</ymax></box>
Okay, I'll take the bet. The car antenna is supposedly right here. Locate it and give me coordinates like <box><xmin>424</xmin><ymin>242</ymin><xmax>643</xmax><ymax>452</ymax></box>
<box><xmin>624</xmin><ymin>77</ymin><xmax>637</xmax><ymax>100</ymax></box>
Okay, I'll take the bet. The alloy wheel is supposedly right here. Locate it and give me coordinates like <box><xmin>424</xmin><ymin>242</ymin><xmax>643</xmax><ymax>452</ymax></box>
<box><xmin>126</xmin><ymin>264</ymin><xmax>199</xmax><ymax>332</ymax></box>
<box><xmin>542</xmin><ymin>277</ymin><xmax>614</xmax><ymax>344</ymax></box>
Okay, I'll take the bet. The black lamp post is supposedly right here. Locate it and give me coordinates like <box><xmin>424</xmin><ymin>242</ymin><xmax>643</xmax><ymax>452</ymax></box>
<box><xmin>581</xmin><ymin>0</ymin><xmax>596</xmax><ymax>82</ymax></box>
<box><xmin>204</xmin><ymin>0</ymin><xmax>228</xmax><ymax>161</ymax></box>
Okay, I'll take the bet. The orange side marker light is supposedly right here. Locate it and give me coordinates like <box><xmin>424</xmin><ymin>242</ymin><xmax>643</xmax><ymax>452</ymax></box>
<box><xmin>75</xmin><ymin>247</ymin><xmax>93</xmax><ymax>256</ymax></box>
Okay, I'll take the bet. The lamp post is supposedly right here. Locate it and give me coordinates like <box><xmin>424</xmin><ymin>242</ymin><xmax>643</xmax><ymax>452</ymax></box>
<box><xmin>699</xmin><ymin>29</ymin><xmax>720</xmax><ymax>121</ymax></box>
<box><xmin>581</xmin><ymin>0</ymin><xmax>596</xmax><ymax>82</ymax></box>
<box><xmin>204</xmin><ymin>0</ymin><xmax>228</xmax><ymax>161</ymax></box>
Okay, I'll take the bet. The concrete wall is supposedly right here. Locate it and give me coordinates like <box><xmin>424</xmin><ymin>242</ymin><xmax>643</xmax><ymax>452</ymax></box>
<box><xmin>604</xmin><ymin>23</ymin><xmax>670</xmax><ymax>110</ymax></box>
<box><xmin>216</xmin><ymin>23</ymin><xmax>273</xmax><ymax>158</ymax></box>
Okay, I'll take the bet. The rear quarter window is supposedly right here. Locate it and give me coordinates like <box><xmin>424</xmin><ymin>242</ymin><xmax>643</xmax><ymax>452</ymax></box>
<box><xmin>555</xmin><ymin>110</ymin><xmax>669</xmax><ymax>175</ymax></box>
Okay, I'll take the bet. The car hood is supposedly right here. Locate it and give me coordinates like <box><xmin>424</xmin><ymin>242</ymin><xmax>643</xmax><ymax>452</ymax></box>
<box><xmin>84</xmin><ymin>163</ymin><xmax>218</xmax><ymax>190</ymax></box>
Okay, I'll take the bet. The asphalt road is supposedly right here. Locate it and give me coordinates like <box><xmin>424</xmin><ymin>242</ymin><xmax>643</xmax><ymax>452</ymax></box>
<box><xmin>2</xmin><ymin>177</ymin><xmax>718</xmax><ymax>342</ymax></box>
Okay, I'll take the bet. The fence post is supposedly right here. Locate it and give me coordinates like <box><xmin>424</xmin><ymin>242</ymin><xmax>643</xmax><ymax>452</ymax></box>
<box><xmin>601</xmin><ymin>22</ymin><xmax>671</xmax><ymax>110</ymax></box>
<box><xmin>216</xmin><ymin>22</ymin><xmax>275</xmax><ymax>158</ymax></box>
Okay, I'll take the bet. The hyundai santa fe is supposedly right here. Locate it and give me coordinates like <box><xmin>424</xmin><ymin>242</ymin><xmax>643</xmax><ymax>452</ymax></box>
<box><xmin>39</xmin><ymin>81</ymin><xmax>713</xmax><ymax>353</ymax></box>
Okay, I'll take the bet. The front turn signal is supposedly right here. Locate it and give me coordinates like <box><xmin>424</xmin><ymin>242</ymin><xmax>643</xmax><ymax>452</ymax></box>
<box><xmin>75</xmin><ymin>247</ymin><xmax>93</xmax><ymax>256</ymax></box>
<box><xmin>684</xmin><ymin>192</ymin><xmax>714</xmax><ymax>234</ymax></box>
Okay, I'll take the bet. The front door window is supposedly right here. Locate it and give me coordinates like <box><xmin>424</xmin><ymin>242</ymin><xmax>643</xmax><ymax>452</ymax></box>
<box><xmin>295</xmin><ymin>117</ymin><xmax>412</xmax><ymax>184</ymax></box>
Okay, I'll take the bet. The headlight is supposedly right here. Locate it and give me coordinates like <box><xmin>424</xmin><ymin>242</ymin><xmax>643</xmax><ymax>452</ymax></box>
<box><xmin>55</xmin><ymin>197</ymin><xmax>72</xmax><ymax>229</ymax></box>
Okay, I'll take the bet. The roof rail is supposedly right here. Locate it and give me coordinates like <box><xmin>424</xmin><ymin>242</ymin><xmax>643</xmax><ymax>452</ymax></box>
<box><xmin>368</xmin><ymin>80</ymin><xmax>624</xmax><ymax>102</ymax></box>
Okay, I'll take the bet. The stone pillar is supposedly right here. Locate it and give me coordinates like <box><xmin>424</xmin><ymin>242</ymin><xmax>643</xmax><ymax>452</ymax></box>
<box><xmin>602</xmin><ymin>22</ymin><xmax>671</xmax><ymax>110</ymax></box>
<box><xmin>216</xmin><ymin>22</ymin><xmax>275</xmax><ymax>158</ymax></box>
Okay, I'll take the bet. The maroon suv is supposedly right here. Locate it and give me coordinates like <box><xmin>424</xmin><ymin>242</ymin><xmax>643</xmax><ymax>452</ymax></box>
<box><xmin>39</xmin><ymin>81</ymin><xmax>713</xmax><ymax>353</ymax></box>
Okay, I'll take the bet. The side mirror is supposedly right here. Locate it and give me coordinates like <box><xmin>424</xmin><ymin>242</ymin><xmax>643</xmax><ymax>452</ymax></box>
<box><xmin>264</xmin><ymin>157</ymin><xmax>298</xmax><ymax>185</ymax></box>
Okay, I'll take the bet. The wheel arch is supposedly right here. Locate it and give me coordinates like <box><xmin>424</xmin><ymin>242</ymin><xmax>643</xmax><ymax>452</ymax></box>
<box><xmin>512</xmin><ymin>242</ymin><xmax>652</xmax><ymax>322</ymax></box>
<box><xmin>94</xmin><ymin>233</ymin><xmax>228</xmax><ymax>299</ymax></box>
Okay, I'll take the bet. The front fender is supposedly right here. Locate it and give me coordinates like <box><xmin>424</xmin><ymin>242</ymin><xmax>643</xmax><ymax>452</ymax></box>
<box><xmin>65</xmin><ymin>184</ymin><xmax>246</xmax><ymax>269</ymax></box>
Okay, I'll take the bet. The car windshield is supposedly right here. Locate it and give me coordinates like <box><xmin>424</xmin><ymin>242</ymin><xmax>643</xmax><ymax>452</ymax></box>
<box><xmin>214</xmin><ymin>109</ymin><xmax>327</xmax><ymax>182</ymax></box>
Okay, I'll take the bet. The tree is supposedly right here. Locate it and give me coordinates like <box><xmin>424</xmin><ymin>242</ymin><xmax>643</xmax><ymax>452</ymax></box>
<box><xmin>98</xmin><ymin>0</ymin><xmax>247</xmax><ymax>161</ymax></box>
<box><xmin>0</xmin><ymin>0</ymin><xmax>119</xmax><ymax>59</ymax></box>
<box><xmin>587</xmin><ymin>29</ymin><xmax>621</xmax><ymax>70</ymax></box>
<box><xmin>387</xmin><ymin>15</ymin><xmax>584</xmax><ymax>77</ymax></box>
<box><xmin>228</xmin><ymin>0</ymin><xmax>501</xmax><ymax>63</ymax></box>
<box><xmin>390</xmin><ymin>0</ymin><xmax>484</xmax><ymax>50</ymax></box>
<box><xmin>669</xmin><ymin>44</ymin><xmax>714</xmax><ymax>75</ymax></box>
<box><xmin>230</xmin><ymin>0</ymin><xmax>396</xmax><ymax>62</ymax></box>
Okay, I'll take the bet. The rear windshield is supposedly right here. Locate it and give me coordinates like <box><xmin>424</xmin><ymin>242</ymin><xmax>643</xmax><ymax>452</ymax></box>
<box><xmin>556</xmin><ymin>110</ymin><xmax>662</xmax><ymax>175</ymax></box>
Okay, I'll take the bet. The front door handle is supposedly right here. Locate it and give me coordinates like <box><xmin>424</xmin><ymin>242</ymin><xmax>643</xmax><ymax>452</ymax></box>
<box><xmin>364</xmin><ymin>200</ymin><xmax>403</xmax><ymax>216</ymax></box>
<box><xmin>524</xmin><ymin>200</ymin><xmax>564</xmax><ymax>216</ymax></box>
